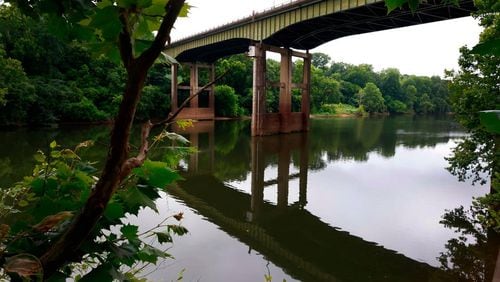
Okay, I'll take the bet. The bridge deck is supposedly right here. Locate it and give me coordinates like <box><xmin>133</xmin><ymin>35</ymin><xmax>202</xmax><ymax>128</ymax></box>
<box><xmin>165</xmin><ymin>0</ymin><xmax>475</xmax><ymax>62</ymax></box>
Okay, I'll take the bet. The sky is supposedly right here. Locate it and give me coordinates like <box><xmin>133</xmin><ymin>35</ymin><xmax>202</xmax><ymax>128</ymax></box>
<box><xmin>170</xmin><ymin>0</ymin><xmax>483</xmax><ymax>77</ymax></box>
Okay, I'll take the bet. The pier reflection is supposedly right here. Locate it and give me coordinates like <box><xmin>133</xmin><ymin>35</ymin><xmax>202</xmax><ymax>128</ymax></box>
<box><xmin>170</xmin><ymin>119</ymin><xmax>451</xmax><ymax>281</ymax></box>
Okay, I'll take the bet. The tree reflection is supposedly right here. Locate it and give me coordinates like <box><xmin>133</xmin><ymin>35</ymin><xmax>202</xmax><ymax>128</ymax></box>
<box><xmin>439</xmin><ymin>202</ymin><xmax>499</xmax><ymax>281</ymax></box>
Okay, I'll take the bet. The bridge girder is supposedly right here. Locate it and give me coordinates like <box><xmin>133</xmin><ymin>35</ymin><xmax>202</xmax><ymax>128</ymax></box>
<box><xmin>165</xmin><ymin>0</ymin><xmax>475</xmax><ymax>63</ymax></box>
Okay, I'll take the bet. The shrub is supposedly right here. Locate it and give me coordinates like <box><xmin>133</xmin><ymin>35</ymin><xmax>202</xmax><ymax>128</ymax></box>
<box><xmin>215</xmin><ymin>85</ymin><xmax>240</xmax><ymax>117</ymax></box>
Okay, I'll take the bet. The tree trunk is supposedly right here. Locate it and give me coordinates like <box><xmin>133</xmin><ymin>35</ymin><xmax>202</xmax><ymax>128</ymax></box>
<box><xmin>40</xmin><ymin>67</ymin><xmax>147</xmax><ymax>276</ymax></box>
<box><xmin>38</xmin><ymin>1</ymin><xmax>185</xmax><ymax>277</ymax></box>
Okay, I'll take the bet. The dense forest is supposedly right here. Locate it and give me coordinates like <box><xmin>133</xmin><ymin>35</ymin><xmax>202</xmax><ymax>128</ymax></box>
<box><xmin>0</xmin><ymin>5</ymin><xmax>451</xmax><ymax>126</ymax></box>
<box><xmin>0</xmin><ymin>6</ymin><xmax>170</xmax><ymax>125</ymax></box>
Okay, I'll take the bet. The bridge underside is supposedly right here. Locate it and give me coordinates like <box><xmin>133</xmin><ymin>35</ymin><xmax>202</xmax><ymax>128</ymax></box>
<box><xmin>174</xmin><ymin>0</ymin><xmax>474</xmax><ymax>62</ymax></box>
<box><xmin>267</xmin><ymin>0</ymin><xmax>474</xmax><ymax>50</ymax></box>
<box><xmin>169</xmin><ymin>0</ymin><xmax>474</xmax><ymax>135</ymax></box>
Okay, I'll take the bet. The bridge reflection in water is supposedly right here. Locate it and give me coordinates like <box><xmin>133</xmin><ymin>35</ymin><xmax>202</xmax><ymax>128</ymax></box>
<box><xmin>169</xmin><ymin>120</ymin><xmax>456</xmax><ymax>281</ymax></box>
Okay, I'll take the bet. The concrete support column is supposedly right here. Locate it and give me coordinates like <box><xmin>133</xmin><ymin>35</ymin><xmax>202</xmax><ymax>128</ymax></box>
<box><xmin>251</xmin><ymin>43</ymin><xmax>266</xmax><ymax>136</ymax></box>
<box><xmin>302</xmin><ymin>52</ymin><xmax>312</xmax><ymax>131</ymax></box>
<box><xmin>190</xmin><ymin>63</ymin><xmax>199</xmax><ymax>108</ymax></box>
<box><xmin>280</xmin><ymin>49</ymin><xmax>293</xmax><ymax>133</ymax></box>
<box><xmin>171</xmin><ymin>63</ymin><xmax>178</xmax><ymax>112</ymax></box>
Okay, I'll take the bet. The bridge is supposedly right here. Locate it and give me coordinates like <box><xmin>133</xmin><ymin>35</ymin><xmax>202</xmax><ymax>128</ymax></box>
<box><xmin>165</xmin><ymin>0</ymin><xmax>475</xmax><ymax>136</ymax></box>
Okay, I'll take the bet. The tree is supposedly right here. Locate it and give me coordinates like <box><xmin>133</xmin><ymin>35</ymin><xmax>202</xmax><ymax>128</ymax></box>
<box><xmin>4</xmin><ymin>0</ymin><xmax>189</xmax><ymax>277</ymax></box>
<box><xmin>414</xmin><ymin>92</ymin><xmax>435</xmax><ymax>114</ymax></box>
<box><xmin>0</xmin><ymin>44</ymin><xmax>35</xmax><ymax>125</ymax></box>
<box><xmin>216</xmin><ymin>54</ymin><xmax>253</xmax><ymax>113</ymax></box>
<box><xmin>378</xmin><ymin>68</ymin><xmax>406</xmax><ymax>113</ymax></box>
<box><xmin>311</xmin><ymin>52</ymin><xmax>331</xmax><ymax>70</ymax></box>
<box><xmin>215</xmin><ymin>85</ymin><xmax>241</xmax><ymax>117</ymax></box>
<box><xmin>357</xmin><ymin>82</ymin><xmax>386</xmax><ymax>113</ymax></box>
<box><xmin>343</xmin><ymin>64</ymin><xmax>377</xmax><ymax>88</ymax></box>
<box><xmin>310</xmin><ymin>67</ymin><xmax>342</xmax><ymax>111</ymax></box>
<box><xmin>446</xmin><ymin>0</ymin><xmax>499</xmax><ymax>187</ymax></box>
<box><xmin>444</xmin><ymin>0</ymin><xmax>500</xmax><ymax>245</ymax></box>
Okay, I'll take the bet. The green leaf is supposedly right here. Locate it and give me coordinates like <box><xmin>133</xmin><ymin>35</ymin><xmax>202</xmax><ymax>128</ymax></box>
<box><xmin>179</xmin><ymin>3</ymin><xmax>192</xmax><ymax>17</ymax></box>
<box><xmin>79</xmin><ymin>263</ymin><xmax>113</xmax><ymax>282</ymax></box>
<box><xmin>167</xmin><ymin>224</ymin><xmax>188</xmax><ymax>236</ymax></box>
<box><xmin>104</xmin><ymin>202</ymin><xmax>125</xmax><ymax>221</ymax></box>
<box><xmin>144</xmin><ymin>3</ymin><xmax>166</xmax><ymax>16</ymax></box>
<box><xmin>50</xmin><ymin>150</ymin><xmax>61</xmax><ymax>158</ymax></box>
<box><xmin>479</xmin><ymin>111</ymin><xmax>500</xmax><ymax>134</ymax></box>
<box><xmin>50</xmin><ymin>140</ymin><xmax>57</xmax><ymax>149</ymax></box>
<box><xmin>119</xmin><ymin>186</ymin><xmax>158</xmax><ymax>212</ymax></box>
<box><xmin>134</xmin><ymin>17</ymin><xmax>154</xmax><ymax>40</ymax></box>
<box><xmin>33</xmin><ymin>150</ymin><xmax>46</xmax><ymax>163</ymax></box>
<box><xmin>117</xmin><ymin>0</ymin><xmax>136</xmax><ymax>8</ymax></box>
<box><xmin>137</xmin><ymin>0</ymin><xmax>153</xmax><ymax>8</ymax></box>
<box><xmin>60</xmin><ymin>149</ymin><xmax>79</xmax><ymax>160</ymax></box>
<box><xmin>137</xmin><ymin>244</ymin><xmax>171</xmax><ymax>263</ymax></box>
<box><xmin>165</xmin><ymin>132</ymin><xmax>190</xmax><ymax>144</ymax></box>
<box><xmin>158</xmin><ymin>51</ymin><xmax>179</xmax><ymax>65</ymax></box>
<box><xmin>471</xmin><ymin>38</ymin><xmax>500</xmax><ymax>56</ymax></box>
<box><xmin>385</xmin><ymin>0</ymin><xmax>406</xmax><ymax>13</ymax></box>
<box><xmin>30</xmin><ymin>178</ymin><xmax>45</xmax><ymax>195</ymax></box>
<box><xmin>121</xmin><ymin>224</ymin><xmax>139</xmax><ymax>241</ymax></box>
<box><xmin>96</xmin><ymin>0</ymin><xmax>113</xmax><ymax>9</ymax></box>
<box><xmin>155</xmin><ymin>231</ymin><xmax>172</xmax><ymax>243</ymax></box>
<box><xmin>134</xmin><ymin>39</ymin><xmax>154</xmax><ymax>57</ymax></box>
<box><xmin>108</xmin><ymin>242</ymin><xmax>137</xmax><ymax>264</ymax></box>
<box><xmin>46</xmin><ymin>15</ymin><xmax>70</xmax><ymax>40</ymax></box>
<box><xmin>133</xmin><ymin>159</ymin><xmax>181</xmax><ymax>188</ymax></box>
<box><xmin>89</xmin><ymin>6</ymin><xmax>122</xmax><ymax>40</ymax></box>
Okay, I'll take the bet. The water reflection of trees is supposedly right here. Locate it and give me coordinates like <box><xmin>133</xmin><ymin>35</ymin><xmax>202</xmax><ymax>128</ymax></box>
<box><xmin>439</xmin><ymin>204</ymin><xmax>499</xmax><ymax>281</ymax></box>
<box><xmin>0</xmin><ymin>126</ymin><xmax>112</xmax><ymax>187</ymax></box>
<box><xmin>206</xmin><ymin>116</ymin><xmax>465</xmax><ymax>180</ymax></box>
<box><xmin>0</xmin><ymin>116</ymin><xmax>463</xmax><ymax>187</ymax></box>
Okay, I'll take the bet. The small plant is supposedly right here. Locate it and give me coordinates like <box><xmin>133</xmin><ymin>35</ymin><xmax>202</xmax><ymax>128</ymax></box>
<box><xmin>0</xmin><ymin>133</ymin><xmax>192</xmax><ymax>281</ymax></box>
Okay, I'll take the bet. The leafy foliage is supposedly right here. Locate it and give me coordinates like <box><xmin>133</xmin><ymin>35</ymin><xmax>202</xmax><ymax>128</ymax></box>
<box><xmin>214</xmin><ymin>85</ymin><xmax>242</xmax><ymax>117</ymax></box>
<box><xmin>438</xmin><ymin>192</ymin><xmax>499</xmax><ymax>281</ymax></box>
<box><xmin>445</xmin><ymin>1</ymin><xmax>499</xmax><ymax>186</ymax></box>
<box><xmin>0</xmin><ymin>138</ymin><xmax>190</xmax><ymax>280</ymax></box>
<box><xmin>357</xmin><ymin>83</ymin><xmax>387</xmax><ymax>113</ymax></box>
<box><xmin>0</xmin><ymin>5</ymin><xmax>176</xmax><ymax>126</ymax></box>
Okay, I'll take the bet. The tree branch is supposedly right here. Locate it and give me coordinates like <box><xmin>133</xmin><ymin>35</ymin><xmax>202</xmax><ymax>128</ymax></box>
<box><xmin>120</xmin><ymin>121</ymin><xmax>153</xmax><ymax>181</ymax></box>
<box><xmin>118</xmin><ymin>9</ymin><xmax>134</xmax><ymax>69</ymax></box>
<box><xmin>38</xmin><ymin>1</ymin><xmax>187</xmax><ymax>279</ymax></box>
<box><xmin>138</xmin><ymin>0</ymin><xmax>185</xmax><ymax>68</ymax></box>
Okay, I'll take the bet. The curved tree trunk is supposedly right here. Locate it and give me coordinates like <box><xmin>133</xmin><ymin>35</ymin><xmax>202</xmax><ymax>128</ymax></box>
<box><xmin>39</xmin><ymin>0</ymin><xmax>186</xmax><ymax>277</ymax></box>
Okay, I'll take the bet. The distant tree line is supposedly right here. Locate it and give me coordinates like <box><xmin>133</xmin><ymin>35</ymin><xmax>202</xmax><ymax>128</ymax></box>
<box><xmin>214</xmin><ymin>53</ymin><xmax>451</xmax><ymax>117</ymax></box>
<box><xmin>0</xmin><ymin>5</ymin><xmax>451</xmax><ymax>126</ymax></box>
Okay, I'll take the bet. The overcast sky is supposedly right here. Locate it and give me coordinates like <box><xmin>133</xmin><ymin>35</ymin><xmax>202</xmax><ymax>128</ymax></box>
<box><xmin>170</xmin><ymin>0</ymin><xmax>482</xmax><ymax>77</ymax></box>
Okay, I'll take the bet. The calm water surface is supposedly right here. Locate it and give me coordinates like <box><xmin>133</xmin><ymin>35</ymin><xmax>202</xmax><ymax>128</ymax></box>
<box><xmin>0</xmin><ymin>116</ymin><xmax>492</xmax><ymax>281</ymax></box>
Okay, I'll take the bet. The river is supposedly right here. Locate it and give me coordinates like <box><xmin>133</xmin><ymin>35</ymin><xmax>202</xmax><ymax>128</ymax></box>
<box><xmin>0</xmin><ymin>116</ymin><xmax>492</xmax><ymax>281</ymax></box>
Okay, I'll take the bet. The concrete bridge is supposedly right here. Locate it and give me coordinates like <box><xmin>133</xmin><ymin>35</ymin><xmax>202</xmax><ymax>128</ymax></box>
<box><xmin>165</xmin><ymin>0</ymin><xmax>474</xmax><ymax>135</ymax></box>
